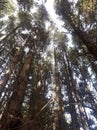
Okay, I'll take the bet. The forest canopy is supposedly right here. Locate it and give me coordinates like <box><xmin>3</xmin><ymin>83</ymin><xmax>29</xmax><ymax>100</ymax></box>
<box><xmin>0</xmin><ymin>0</ymin><xmax>97</xmax><ymax>130</ymax></box>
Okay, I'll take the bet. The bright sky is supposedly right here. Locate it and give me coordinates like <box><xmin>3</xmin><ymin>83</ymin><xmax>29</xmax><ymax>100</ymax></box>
<box><xmin>45</xmin><ymin>0</ymin><xmax>66</xmax><ymax>31</ymax></box>
<box><xmin>44</xmin><ymin>0</ymin><xmax>73</xmax><ymax>48</ymax></box>
<box><xmin>1</xmin><ymin>0</ymin><xmax>97</xmax><ymax>128</ymax></box>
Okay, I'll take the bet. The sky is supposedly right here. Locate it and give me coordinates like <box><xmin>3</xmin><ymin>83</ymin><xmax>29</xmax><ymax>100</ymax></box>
<box><xmin>44</xmin><ymin>0</ymin><xmax>97</xmax><ymax>128</ymax></box>
<box><xmin>45</xmin><ymin>0</ymin><xmax>64</xmax><ymax>29</ymax></box>
<box><xmin>1</xmin><ymin>0</ymin><xmax>97</xmax><ymax>128</ymax></box>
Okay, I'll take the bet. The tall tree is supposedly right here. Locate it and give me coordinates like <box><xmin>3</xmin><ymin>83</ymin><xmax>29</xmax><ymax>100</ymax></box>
<box><xmin>55</xmin><ymin>0</ymin><xmax>97</xmax><ymax>59</ymax></box>
<box><xmin>1</xmin><ymin>0</ymin><xmax>97</xmax><ymax>130</ymax></box>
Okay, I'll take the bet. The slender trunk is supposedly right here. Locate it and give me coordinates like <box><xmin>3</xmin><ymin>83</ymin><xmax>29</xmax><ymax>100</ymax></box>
<box><xmin>55</xmin><ymin>72</ymin><xmax>66</xmax><ymax>130</ymax></box>
<box><xmin>73</xmin><ymin>84</ymin><xmax>89</xmax><ymax>130</ymax></box>
<box><xmin>78</xmin><ymin>64</ymin><xmax>97</xmax><ymax>119</ymax></box>
<box><xmin>66</xmin><ymin>51</ymin><xmax>89</xmax><ymax>130</ymax></box>
<box><xmin>53</xmin><ymin>49</ymin><xmax>69</xmax><ymax>130</ymax></box>
<box><xmin>64</xmin><ymin>53</ymin><xmax>79</xmax><ymax>130</ymax></box>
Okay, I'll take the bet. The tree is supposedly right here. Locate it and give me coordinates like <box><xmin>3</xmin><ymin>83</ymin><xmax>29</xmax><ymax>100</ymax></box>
<box><xmin>55</xmin><ymin>0</ymin><xmax>97</xmax><ymax>59</ymax></box>
<box><xmin>0</xmin><ymin>0</ymin><xmax>97</xmax><ymax>130</ymax></box>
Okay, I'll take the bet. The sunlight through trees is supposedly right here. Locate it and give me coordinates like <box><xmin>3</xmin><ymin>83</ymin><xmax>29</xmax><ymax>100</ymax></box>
<box><xmin>0</xmin><ymin>0</ymin><xmax>97</xmax><ymax>130</ymax></box>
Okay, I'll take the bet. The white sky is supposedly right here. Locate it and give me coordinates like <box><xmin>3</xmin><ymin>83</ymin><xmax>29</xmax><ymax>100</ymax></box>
<box><xmin>45</xmin><ymin>0</ymin><xmax>65</xmax><ymax>31</ymax></box>
<box><xmin>1</xmin><ymin>0</ymin><xmax>97</xmax><ymax>128</ymax></box>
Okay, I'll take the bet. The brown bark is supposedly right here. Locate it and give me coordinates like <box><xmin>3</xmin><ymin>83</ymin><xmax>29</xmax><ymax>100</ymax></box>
<box><xmin>55</xmin><ymin>72</ymin><xmax>65</xmax><ymax>130</ymax></box>
<box><xmin>0</xmin><ymin>52</ymin><xmax>33</xmax><ymax>130</ymax></box>
<box><xmin>0</xmin><ymin>35</ymin><xmax>30</xmax><ymax>97</ymax></box>
<box><xmin>0</xmin><ymin>26</ymin><xmax>19</xmax><ymax>43</ymax></box>
<box><xmin>8</xmin><ymin>53</ymin><xmax>32</xmax><ymax>115</ymax></box>
<box><xmin>59</xmin><ymin>0</ymin><xmax>97</xmax><ymax>59</ymax></box>
<box><xmin>72</xmin><ymin>83</ymin><xmax>89</xmax><ymax>130</ymax></box>
<box><xmin>52</xmin><ymin>49</ymin><xmax>69</xmax><ymax>130</ymax></box>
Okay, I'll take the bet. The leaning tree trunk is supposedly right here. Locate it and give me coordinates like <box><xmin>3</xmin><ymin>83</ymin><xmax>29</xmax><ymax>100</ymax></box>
<box><xmin>77</xmin><ymin>63</ymin><xmax>97</xmax><ymax>119</ymax></box>
<box><xmin>0</xmin><ymin>36</ymin><xmax>30</xmax><ymax>97</ymax></box>
<box><xmin>57</xmin><ymin>0</ymin><xmax>97</xmax><ymax>59</ymax></box>
<box><xmin>0</xmin><ymin>26</ymin><xmax>19</xmax><ymax>42</ymax></box>
<box><xmin>0</xmin><ymin>51</ymin><xmax>33</xmax><ymax>130</ymax></box>
<box><xmin>66</xmin><ymin>54</ymin><xmax>89</xmax><ymax>130</ymax></box>
<box><xmin>71</xmin><ymin>78</ymin><xmax>89</xmax><ymax>130</ymax></box>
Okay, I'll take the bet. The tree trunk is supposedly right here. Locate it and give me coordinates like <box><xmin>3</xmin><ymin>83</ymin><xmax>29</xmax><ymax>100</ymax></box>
<box><xmin>1</xmin><ymin>52</ymin><xmax>33</xmax><ymax>130</ymax></box>
<box><xmin>59</xmin><ymin>0</ymin><xmax>97</xmax><ymax>59</ymax></box>
<box><xmin>0</xmin><ymin>36</ymin><xmax>30</xmax><ymax>97</ymax></box>
<box><xmin>64</xmin><ymin>53</ymin><xmax>79</xmax><ymax>130</ymax></box>
<box><xmin>0</xmin><ymin>26</ymin><xmax>19</xmax><ymax>42</ymax></box>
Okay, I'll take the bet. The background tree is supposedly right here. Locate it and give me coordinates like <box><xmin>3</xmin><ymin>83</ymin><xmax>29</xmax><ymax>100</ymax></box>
<box><xmin>0</xmin><ymin>0</ymin><xmax>97</xmax><ymax>130</ymax></box>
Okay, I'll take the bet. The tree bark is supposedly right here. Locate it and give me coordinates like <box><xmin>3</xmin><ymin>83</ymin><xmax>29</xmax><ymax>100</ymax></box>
<box><xmin>58</xmin><ymin>0</ymin><xmax>97</xmax><ymax>59</ymax></box>
<box><xmin>64</xmin><ymin>53</ymin><xmax>79</xmax><ymax>130</ymax></box>
<box><xmin>0</xmin><ymin>35</ymin><xmax>30</xmax><ymax>97</ymax></box>
<box><xmin>0</xmin><ymin>26</ymin><xmax>19</xmax><ymax>43</ymax></box>
<box><xmin>0</xmin><ymin>52</ymin><xmax>33</xmax><ymax>130</ymax></box>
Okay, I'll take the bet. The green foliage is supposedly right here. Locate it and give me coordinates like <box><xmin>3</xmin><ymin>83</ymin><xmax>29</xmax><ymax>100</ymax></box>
<box><xmin>1</xmin><ymin>0</ymin><xmax>97</xmax><ymax>130</ymax></box>
<box><xmin>17</xmin><ymin>0</ymin><xmax>33</xmax><ymax>11</ymax></box>
<box><xmin>68</xmin><ymin>47</ymin><xmax>79</xmax><ymax>65</ymax></box>
<box><xmin>18</xmin><ymin>11</ymin><xmax>32</xmax><ymax>30</ymax></box>
<box><xmin>0</xmin><ymin>0</ymin><xmax>16</xmax><ymax>17</ymax></box>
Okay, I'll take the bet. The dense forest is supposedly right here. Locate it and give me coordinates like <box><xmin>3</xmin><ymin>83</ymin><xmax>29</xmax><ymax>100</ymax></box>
<box><xmin>0</xmin><ymin>0</ymin><xmax>97</xmax><ymax>130</ymax></box>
